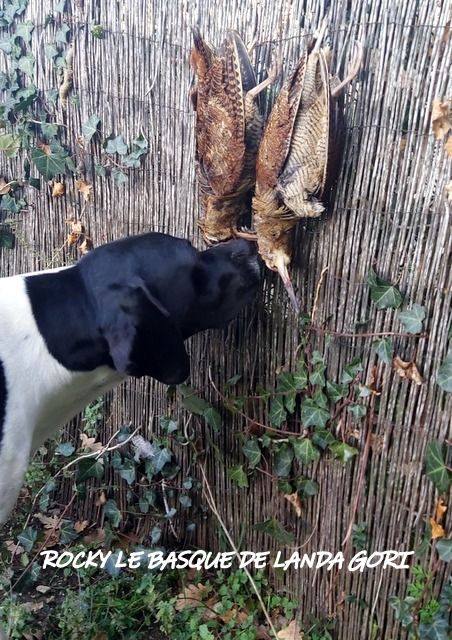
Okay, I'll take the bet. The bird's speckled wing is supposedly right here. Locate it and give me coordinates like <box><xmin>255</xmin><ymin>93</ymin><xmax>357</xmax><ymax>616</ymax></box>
<box><xmin>277</xmin><ymin>48</ymin><xmax>330</xmax><ymax>217</ymax></box>
<box><xmin>255</xmin><ymin>51</ymin><xmax>308</xmax><ymax>193</ymax></box>
<box><xmin>190</xmin><ymin>28</ymin><xmax>245</xmax><ymax>197</ymax></box>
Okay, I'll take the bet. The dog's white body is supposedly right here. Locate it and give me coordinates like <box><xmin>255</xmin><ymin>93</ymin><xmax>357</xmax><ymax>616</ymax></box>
<box><xmin>0</xmin><ymin>273</ymin><xmax>123</xmax><ymax>524</ymax></box>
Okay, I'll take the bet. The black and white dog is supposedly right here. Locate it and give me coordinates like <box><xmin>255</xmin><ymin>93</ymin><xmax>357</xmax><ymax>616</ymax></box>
<box><xmin>0</xmin><ymin>232</ymin><xmax>260</xmax><ymax>525</ymax></box>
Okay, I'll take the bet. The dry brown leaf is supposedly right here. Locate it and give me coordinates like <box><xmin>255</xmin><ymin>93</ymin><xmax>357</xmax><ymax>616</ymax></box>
<box><xmin>38</xmin><ymin>142</ymin><xmax>51</xmax><ymax>155</ymax></box>
<box><xmin>80</xmin><ymin>432</ymin><xmax>103</xmax><ymax>452</ymax></box>
<box><xmin>82</xmin><ymin>527</ymin><xmax>106</xmax><ymax>545</ymax></box>
<box><xmin>219</xmin><ymin>608</ymin><xmax>248</xmax><ymax>624</ymax></box>
<box><xmin>175</xmin><ymin>583</ymin><xmax>209</xmax><ymax>611</ymax></box>
<box><xmin>445</xmin><ymin>135</ymin><xmax>452</xmax><ymax>157</ymax></box>
<box><xmin>4</xmin><ymin>539</ymin><xmax>24</xmax><ymax>555</ymax></box>
<box><xmin>74</xmin><ymin>519</ymin><xmax>89</xmax><ymax>533</ymax></box>
<box><xmin>67</xmin><ymin>232</ymin><xmax>79</xmax><ymax>247</ymax></box>
<box><xmin>0</xmin><ymin>178</ymin><xmax>11</xmax><ymax>195</ymax></box>
<box><xmin>75</xmin><ymin>179</ymin><xmax>93</xmax><ymax>201</ymax></box>
<box><xmin>435</xmin><ymin>498</ymin><xmax>447</xmax><ymax>523</ymax></box>
<box><xmin>277</xmin><ymin>620</ymin><xmax>304</xmax><ymax>640</ymax></box>
<box><xmin>431</xmin><ymin>99</ymin><xmax>451</xmax><ymax>140</ymax></box>
<box><xmin>284</xmin><ymin>492</ymin><xmax>302</xmax><ymax>518</ymax></box>
<box><xmin>370</xmin><ymin>433</ymin><xmax>385</xmax><ymax>453</ymax></box>
<box><xmin>79</xmin><ymin>237</ymin><xmax>93</xmax><ymax>255</ymax></box>
<box><xmin>69</xmin><ymin>220</ymin><xmax>85</xmax><ymax>235</ymax></box>
<box><xmin>51</xmin><ymin>182</ymin><xmax>65</xmax><ymax>198</ymax></box>
<box><xmin>430</xmin><ymin>517</ymin><xmax>445</xmax><ymax>540</ymax></box>
<box><xmin>95</xmin><ymin>491</ymin><xmax>106</xmax><ymax>507</ymax></box>
<box><xmin>393</xmin><ymin>356</ymin><xmax>423</xmax><ymax>385</ymax></box>
<box><xmin>34</xmin><ymin>513</ymin><xmax>60</xmax><ymax>529</ymax></box>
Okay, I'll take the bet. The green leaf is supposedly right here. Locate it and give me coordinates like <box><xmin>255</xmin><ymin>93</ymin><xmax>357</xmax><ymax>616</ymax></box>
<box><xmin>104</xmin><ymin>500</ymin><xmax>121</xmax><ymax>527</ymax></box>
<box><xmin>76</xmin><ymin>458</ymin><xmax>104</xmax><ymax>482</ymax></box>
<box><xmin>312</xmin><ymin>429</ymin><xmax>337</xmax><ymax>450</ymax></box>
<box><xmin>151</xmin><ymin>448</ymin><xmax>172</xmax><ymax>474</ymax></box>
<box><xmin>292</xmin><ymin>437</ymin><xmax>320</xmax><ymax>465</ymax></box>
<box><xmin>17</xmin><ymin>527</ymin><xmax>38</xmax><ymax>552</ymax></box>
<box><xmin>242</xmin><ymin>439</ymin><xmax>261</xmax><ymax>468</ymax></box>
<box><xmin>118</xmin><ymin>458</ymin><xmax>136</xmax><ymax>485</ymax></box>
<box><xmin>16</xmin><ymin>21</ymin><xmax>34</xmax><ymax>44</ymax></box>
<box><xmin>373</xmin><ymin>337</ymin><xmax>393</xmax><ymax>365</ymax></box>
<box><xmin>341</xmin><ymin>357</ymin><xmax>363</xmax><ymax>384</ymax></box>
<box><xmin>95</xmin><ymin>163</ymin><xmax>106</xmax><ymax>177</ymax></box>
<box><xmin>301</xmin><ymin>398</ymin><xmax>330</xmax><ymax>428</ymax></box>
<box><xmin>418</xmin><ymin>616</ymin><xmax>450</xmax><ymax>640</ymax></box>
<box><xmin>60</xmin><ymin>520</ymin><xmax>78</xmax><ymax>544</ymax></box>
<box><xmin>17</xmin><ymin>54</ymin><xmax>35</xmax><ymax>76</ymax></box>
<box><xmin>199</xmin><ymin>624</ymin><xmax>215</xmax><ymax>640</ymax></box>
<box><xmin>82</xmin><ymin>113</ymin><xmax>101</xmax><ymax>142</ymax></box>
<box><xmin>44</xmin><ymin>43</ymin><xmax>59</xmax><ymax>60</ymax></box>
<box><xmin>179</xmin><ymin>385</ymin><xmax>210</xmax><ymax>414</ymax></box>
<box><xmin>436</xmin><ymin>539</ymin><xmax>452</xmax><ymax>562</ymax></box>
<box><xmin>326</xmin><ymin>381</ymin><xmax>348</xmax><ymax>403</ymax></box>
<box><xmin>0</xmin><ymin>229</ymin><xmax>15</xmax><ymax>249</ymax></box>
<box><xmin>203</xmin><ymin>407</ymin><xmax>222</xmax><ymax>431</ymax></box>
<box><xmin>0</xmin><ymin>134</ymin><xmax>20</xmax><ymax>158</ymax></box>
<box><xmin>425</xmin><ymin>442</ymin><xmax>451</xmax><ymax>493</ymax></box>
<box><xmin>269</xmin><ymin>396</ymin><xmax>287</xmax><ymax>427</ymax></box>
<box><xmin>348</xmin><ymin>404</ymin><xmax>367</xmax><ymax>419</ymax></box>
<box><xmin>253</xmin><ymin>518</ymin><xmax>295</xmax><ymax>545</ymax></box>
<box><xmin>31</xmin><ymin>146</ymin><xmax>67</xmax><ymax>179</ymax></box>
<box><xmin>398</xmin><ymin>304</ymin><xmax>426</xmax><ymax>334</ymax></box>
<box><xmin>150</xmin><ymin>525</ymin><xmax>161</xmax><ymax>545</ymax></box>
<box><xmin>41</xmin><ymin>122</ymin><xmax>59</xmax><ymax>139</ymax></box>
<box><xmin>160</xmin><ymin>416</ymin><xmax>178</xmax><ymax>434</ymax></box>
<box><xmin>228</xmin><ymin>464</ymin><xmax>248</xmax><ymax>488</ymax></box>
<box><xmin>329</xmin><ymin>442</ymin><xmax>359</xmax><ymax>464</ymax></box>
<box><xmin>29</xmin><ymin>177</ymin><xmax>40</xmax><ymax>190</ymax></box>
<box><xmin>111</xmin><ymin>168</ymin><xmax>128</xmax><ymax>185</ymax></box>
<box><xmin>55</xmin><ymin>442</ymin><xmax>75</xmax><ymax>457</ymax></box>
<box><xmin>293</xmin><ymin>361</ymin><xmax>308</xmax><ymax>390</ymax></box>
<box><xmin>296</xmin><ymin>478</ymin><xmax>319</xmax><ymax>496</ymax></box>
<box><xmin>367</xmin><ymin>269</ymin><xmax>403</xmax><ymax>309</ymax></box>
<box><xmin>139</xmin><ymin>497</ymin><xmax>149</xmax><ymax>513</ymax></box>
<box><xmin>437</xmin><ymin>353</ymin><xmax>452</xmax><ymax>393</ymax></box>
<box><xmin>105</xmin><ymin>135</ymin><xmax>128</xmax><ymax>155</ymax></box>
<box><xmin>179</xmin><ymin>495</ymin><xmax>192</xmax><ymax>508</ymax></box>
<box><xmin>55</xmin><ymin>24</ymin><xmax>70</xmax><ymax>43</ymax></box>
<box><xmin>273</xmin><ymin>443</ymin><xmax>294</xmax><ymax>477</ymax></box>
<box><xmin>310</xmin><ymin>363</ymin><xmax>326</xmax><ymax>387</ymax></box>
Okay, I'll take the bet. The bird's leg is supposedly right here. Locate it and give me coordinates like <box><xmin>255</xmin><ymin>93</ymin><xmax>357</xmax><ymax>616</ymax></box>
<box><xmin>247</xmin><ymin>51</ymin><xmax>282</xmax><ymax>99</ymax></box>
<box><xmin>234</xmin><ymin>229</ymin><xmax>258</xmax><ymax>241</ymax></box>
<box><xmin>331</xmin><ymin>41</ymin><xmax>363</xmax><ymax>97</ymax></box>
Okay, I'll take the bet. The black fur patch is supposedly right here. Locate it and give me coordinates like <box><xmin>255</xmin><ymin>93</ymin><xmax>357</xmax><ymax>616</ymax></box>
<box><xmin>0</xmin><ymin>358</ymin><xmax>6</xmax><ymax>446</ymax></box>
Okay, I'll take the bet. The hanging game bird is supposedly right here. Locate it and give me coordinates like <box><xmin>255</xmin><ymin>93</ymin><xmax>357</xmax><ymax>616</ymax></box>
<box><xmin>190</xmin><ymin>27</ymin><xmax>278</xmax><ymax>244</ymax></box>
<box><xmin>248</xmin><ymin>22</ymin><xmax>363</xmax><ymax>311</ymax></box>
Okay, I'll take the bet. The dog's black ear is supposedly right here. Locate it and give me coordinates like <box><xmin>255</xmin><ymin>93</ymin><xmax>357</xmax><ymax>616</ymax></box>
<box><xmin>102</xmin><ymin>282</ymin><xmax>189</xmax><ymax>385</ymax></box>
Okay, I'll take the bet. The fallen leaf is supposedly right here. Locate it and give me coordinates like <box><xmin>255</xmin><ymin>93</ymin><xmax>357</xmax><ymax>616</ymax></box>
<box><xmin>393</xmin><ymin>356</ymin><xmax>423</xmax><ymax>385</ymax></box>
<box><xmin>435</xmin><ymin>498</ymin><xmax>447</xmax><ymax>523</ymax></box>
<box><xmin>74</xmin><ymin>519</ymin><xmax>89</xmax><ymax>533</ymax></box>
<box><xmin>75</xmin><ymin>179</ymin><xmax>93</xmax><ymax>201</ymax></box>
<box><xmin>431</xmin><ymin>98</ymin><xmax>451</xmax><ymax>140</ymax></box>
<box><xmin>95</xmin><ymin>491</ymin><xmax>106</xmax><ymax>507</ymax></box>
<box><xmin>277</xmin><ymin>620</ymin><xmax>304</xmax><ymax>640</ymax></box>
<box><xmin>219</xmin><ymin>608</ymin><xmax>248</xmax><ymax>624</ymax></box>
<box><xmin>36</xmin><ymin>585</ymin><xmax>51</xmax><ymax>594</ymax></box>
<box><xmin>430</xmin><ymin>517</ymin><xmax>445</xmax><ymax>540</ymax></box>
<box><xmin>0</xmin><ymin>178</ymin><xmax>11</xmax><ymax>195</ymax></box>
<box><xmin>34</xmin><ymin>513</ymin><xmax>60</xmax><ymax>529</ymax></box>
<box><xmin>284</xmin><ymin>492</ymin><xmax>302</xmax><ymax>518</ymax></box>
<box><xmin>80</xmin><ymin>432</ymin><xmax>103</xmax><ymax>452</ymax></box>
<box><xmin>445</xmin><ymin>136</ymin><xmax>452</xmax><ymax>157</ymax></box>
<box><xmin>79</xmin><ymin>237</ymin><xmax>93</xmax><ymax>255</ymax></box>
<box><xmin>23</xmin><ymin>601</ymin><xmax>44</xmax><ymax>613</ymax></box>
<box><xmin>4</xmin><ymin>539</ymin><xmax>25</xmax><ymax>555</ymax></box>
<box><xmin>51</xmin><ymin>182</ymin><xmax>65</xmax><ymax>197</ymax></box>
<box><xmin>82</xmin><ymin>527</ymin><xmax>106</xmax><ymax>545</ymax></box>
<box><xmin>175</xmin><ymin>583</ymin><xmax>209</xmax><ymax>611</ymax></box>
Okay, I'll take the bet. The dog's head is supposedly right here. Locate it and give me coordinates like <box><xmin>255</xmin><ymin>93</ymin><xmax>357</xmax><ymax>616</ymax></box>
<box><xmin>82</xmin><ymin>234</ymin><xmax>260</xmax><ymax>386</ymax></box>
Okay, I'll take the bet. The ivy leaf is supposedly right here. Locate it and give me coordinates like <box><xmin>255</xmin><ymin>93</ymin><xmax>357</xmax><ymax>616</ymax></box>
<box><xmin>55</xmin><ymin>24</ymin><xmax>70</xmax><ymax>43</ymax></box>
<box><xmin>41</xmin><ymin>122</ymin><xmax>59</xmax><ymax>139</ymax></box>
<box><xmin>17</xmin><ymin>527</ymin><xmax>38</xmax><ymax>552</ymax></box>
<box><xmin>118</xmin><ymin>458</ymin><xmax>136</xmax><ymax>485</ymax></box>
<box><xmin>398</xmin><ymin>304</ymin><xmax>426</xmax><ymax>334</ymax></box>
<box><xmin>310</xmin><ymin>364</ymin><xmax>326</xmax><ymax>387</ymax></box>
<box><xmin>329</xmin><ymin>442</ymin><xmax>359</xmax><ymax>464</ymax></box>
<box><xmin>273</xmin><ymin>443</ymin><xmax>294</xmax><ymax>477</ymax></box>
<box><xmin>312</xmin><ymin>429</ymin><xmax>337</xmax><ymax>450</ymax></box>
<box><xmin>16</xmin><ymin>21</ymin><xmax>34</xmax><ymax>44</ymax></box>
<box><xmin>436</xmin><ymin>539</ymin><xmax>452</xmax><ymax>562</ymax></box>
<box><xmin>293</xmin><ymin>361</ymin><xmax>308</xmax><ymax>390</ymax></box>
<box><xmin>180</xmin><ymin>385</ymin><xmax>210</xmax><ymax>414</ymax></box>
<box><xmin>437</xmin><ymin>353</ymin><xmax>452</xmax><ymax>393</ymax></box>
<box><xmin>270</xmin><ymin>396</ymin><xmax>287</xmax><ymax>427</ymax></box>
<box><xmin>55</xmin><ymin>442</ymin><xmax>75</xmax><ymax>457</ymax></box>
<box><xmin>326</xmin><ymin>381</ymin><xmax>348</xmax><ymax>403</ymax></box>
<box><xmin>292</xmin><ymin>437</ymin><xmax>320</xmax><ymax>465</ymax></box>
<box><xmin>31</xmin><ymin>146</ymin><xmax>67</xmax><ymax>179</ymax></box>
<box><xmin>151</xmin><ymin>448</ymin><xmax>172</xmax><ymax>474</ymax></box>
<box><xmin>111</xmin><ymin>168</ymin><xmax>128</xmax><ymax>185</ymax></box>
<box><xmin>373</xmin><ymin>337</ymin><xmax>393</xmax><ymax>365</ymax></box>
<box><xmin>242</xmin><ymin>439</ymin><xmax>262</xmax><ymax>468</ymax></box>
<box><xmin>341</xmin><ymin>357</ymin><xmax>363</xmax><ymax>384</ymax></box>
<box><xmin>60</xmin><ymin>520</ymin><xmax>78</xmax><ymax>544</ymax></box>
<box><xmin>348</xmin><ymin>404</ymin><xmax>368</xmax><ymax>419</ymax></box>
<box><xmin>301</xmin><ymin>399</ymin><xmax>330</xmax><ymax>428</ymax></box>
<box><xmin>76</xmin><ymin>457</ymin><xmax>104</xmax><ymax>482</ymax></box>
<box><xmin>105</xmin><ymin>135</ymin><xmax>128</xmax><ymax>155</ymax></box>
<box><xmin>150</xmin><ymin>525</ymin><xmax>161</xmax><ymax>545</ymax></box>
<box><xmin>160</xmin><ymin>416</ymin><xmax>178</xmax><ymax>434</ymax></box>
<box><xmin>0</xmin><ymin>134</ymin><xmax>20</xmax><ymax>158</ymax></box>
<box><xmin>17</xmin><ymin>54</ymin><xmax>35</xmax><ymax>76</ymax></box>
<box><xmin>179</xmin><ymin>495</ymin><xmax>192</xmax><ymax>508</ymax></box>
<box><xmin>296</xmin><ymin>478</ymin><xmax>319</xmax><ymax>496</ymax></box>
<box><xmin>228</xmin><ymin>464</ymin><xmax>248</xmax><ymax>488</ymax></box>
<box><xmin>367</xmin><ymin>269</ymin><xmax>403</xmax><ymax>309</ymax></box>
<box><xmin>0</xmin><ymin>229</ymin><xmax>15</xmax><ymax>249</ymax></box>
<box><xmin>44</xmin><ymin>43</ymin><xmax>59</xmax><ymax>60</ymax></box>
<box><xmin>253</xmin><ymin>518</ymin><xmax>294</xmax><ymax>545</ymax></box>
<box><xmin>104</xmin><ymin>500</ymin><xmax>121</xmax><ymax>527</ymax></box>
<box><xmin>203</xmin><ymin>407</ymin><xmax>222</xmax><ymax>431</ymax></box>
<box><xmin>418</xmin><ymin>616</ymin><xmax>450</xmax><ymax>640</ymax></box>
<box><xmin>82</xmin><ymin>114</ymin><xmax>101</xmax><ymax>142</ymax></box>
<box><xmin>425</xmin><ymin>442</ymin><xmax>451</xmax><ymax>493</ymax></box>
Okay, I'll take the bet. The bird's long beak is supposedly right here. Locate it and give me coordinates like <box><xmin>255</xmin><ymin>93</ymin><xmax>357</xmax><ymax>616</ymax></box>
<box><xmin>274</xmin><ymin>254</ymin><xmax>299</xmax><ymax>313</ymax></box>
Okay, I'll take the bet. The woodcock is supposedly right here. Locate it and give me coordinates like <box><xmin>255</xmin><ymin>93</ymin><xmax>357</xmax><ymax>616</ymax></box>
<box><xmin>190</xmin><ymin>27</ymin><xmax>278</xmax><ymax>243</ymax></box>
<box><xmin>248</xmin><ymin>21</ymin><xmax>363</xmax><ymax>311</ymax></box>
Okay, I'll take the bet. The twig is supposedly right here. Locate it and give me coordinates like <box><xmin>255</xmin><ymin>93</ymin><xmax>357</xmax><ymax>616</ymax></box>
<box><xmin>311</xmin><ymin>266</ymin><xmax>329</xmax><ymax>323</ymax></box>
<box><xmin>309</xmin><ymin>326</ymin><xmax>428</xmax><ymax>339</ymax></box>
